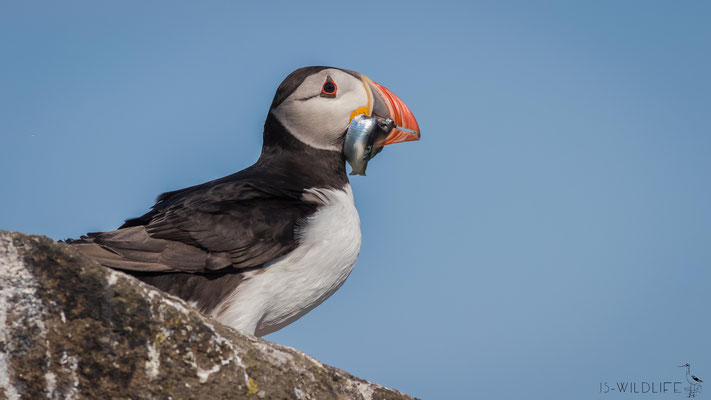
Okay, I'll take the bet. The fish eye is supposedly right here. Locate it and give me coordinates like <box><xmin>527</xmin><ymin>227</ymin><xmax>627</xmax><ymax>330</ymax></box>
<box><xmin>320</xmin><ymin>76</ymin><xmax>337</xmax><ymax>98</ymax></box>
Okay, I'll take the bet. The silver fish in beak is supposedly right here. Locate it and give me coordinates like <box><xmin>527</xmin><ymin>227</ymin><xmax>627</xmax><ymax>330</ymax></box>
<box><xmin>344</xmin><ymin>115</ymin><xmax>394</xmax><ymax>175</ymax></box>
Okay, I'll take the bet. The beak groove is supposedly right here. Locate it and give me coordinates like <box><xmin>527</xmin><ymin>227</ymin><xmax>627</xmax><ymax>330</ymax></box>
<box><xmin>363</xmin><ymin>77</ymin><xmax>420</xmax><ymax>147</ymax></box>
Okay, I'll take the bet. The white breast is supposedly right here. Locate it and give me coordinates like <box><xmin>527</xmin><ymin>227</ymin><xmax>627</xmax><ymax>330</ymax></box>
<box><xmin>212</xmin><ymin>184</ymin><xmax>361</xmax><ymax>336</ymax></box>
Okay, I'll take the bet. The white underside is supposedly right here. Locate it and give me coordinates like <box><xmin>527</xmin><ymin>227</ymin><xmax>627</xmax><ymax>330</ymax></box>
<box><xmin>211</xmin><ymin>185</ymin><xmax>361</xmax><ymax>336</ymax></box>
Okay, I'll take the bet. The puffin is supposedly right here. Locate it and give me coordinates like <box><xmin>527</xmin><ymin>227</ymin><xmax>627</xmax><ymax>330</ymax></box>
<box><xmin>68</xmin><ymin>66</ymin><xmax>420</xmax><ymax>337</ymax></box>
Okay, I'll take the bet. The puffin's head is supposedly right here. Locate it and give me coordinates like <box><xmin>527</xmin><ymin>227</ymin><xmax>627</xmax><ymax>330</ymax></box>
<box><xmin>269</xmin><ymin>66</ymin><xmax>420</xmax><ymax>158</ymax></box>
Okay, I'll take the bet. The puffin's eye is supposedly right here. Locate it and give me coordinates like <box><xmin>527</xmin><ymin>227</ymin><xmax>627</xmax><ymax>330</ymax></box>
<box><xmin>320</xmin><ymin>77</ymin><xmax>337</xmax><ymax>98</ymax></box>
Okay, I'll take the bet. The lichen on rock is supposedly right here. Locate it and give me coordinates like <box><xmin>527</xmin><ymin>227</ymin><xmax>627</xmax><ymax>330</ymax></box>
<box><xmin>0</xmin><ymin>231</ymin><xmax>415</xmax><ymax>400</ymax></box>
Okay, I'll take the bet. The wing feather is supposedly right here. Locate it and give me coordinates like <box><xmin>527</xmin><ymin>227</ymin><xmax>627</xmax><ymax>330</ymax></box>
<box><xmin>73</xmin><ymin>175</ymin><xmax>319</xmax><ymax>273</ymax></box>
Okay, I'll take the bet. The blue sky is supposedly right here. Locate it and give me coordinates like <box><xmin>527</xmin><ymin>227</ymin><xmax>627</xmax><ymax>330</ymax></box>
<box><xmin>1</xmin><ymin>1</ymin><xmax>710</xmax><ymax>398</ymax></box>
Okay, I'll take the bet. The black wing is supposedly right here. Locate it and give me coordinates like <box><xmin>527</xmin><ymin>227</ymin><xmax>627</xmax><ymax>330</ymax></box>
<box><xmin>73</xmin><ymin>172</ymin><xmax>319</xmax><ymax>273</ymax></box>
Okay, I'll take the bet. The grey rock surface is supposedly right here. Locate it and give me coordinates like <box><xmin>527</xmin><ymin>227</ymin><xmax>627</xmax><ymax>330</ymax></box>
<box><xmin>0</xmin><ymin>231</ymin><xmax>415</xmax><ymax>400</ymax></box>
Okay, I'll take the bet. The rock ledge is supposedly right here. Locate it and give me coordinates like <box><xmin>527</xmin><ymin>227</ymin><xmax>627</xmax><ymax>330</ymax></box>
<box><xmin>0</xmin><ymin>231</ymin><xmax>414</xmax><ymax>400</ymax></box>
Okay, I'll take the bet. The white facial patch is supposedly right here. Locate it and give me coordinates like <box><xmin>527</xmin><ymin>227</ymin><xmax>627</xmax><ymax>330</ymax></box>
<box><xmin>271</xmin><ymin>69</ymin><xmax>369</xmax><ymax>151</ymax></box>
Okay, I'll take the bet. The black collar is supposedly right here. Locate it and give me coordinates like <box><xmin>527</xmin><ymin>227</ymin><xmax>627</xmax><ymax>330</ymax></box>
<box><xmin>256</xmin><ymin>112</ymin><xmax>349</xmax><ymax>191</ymax></box>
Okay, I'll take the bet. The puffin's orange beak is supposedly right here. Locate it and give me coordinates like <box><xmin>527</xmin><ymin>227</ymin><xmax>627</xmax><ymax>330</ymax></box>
<box><xmin>362</xmin><ymin>76</ymin><xmax>421</xmax><ymax>147</ymax></box>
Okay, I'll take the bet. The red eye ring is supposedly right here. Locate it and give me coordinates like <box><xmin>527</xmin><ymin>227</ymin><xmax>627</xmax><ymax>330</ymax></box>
<box><xmin>320</xmin><ymin>76</ymin><xmax>337</xmax><ymax>98</ymax></box>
